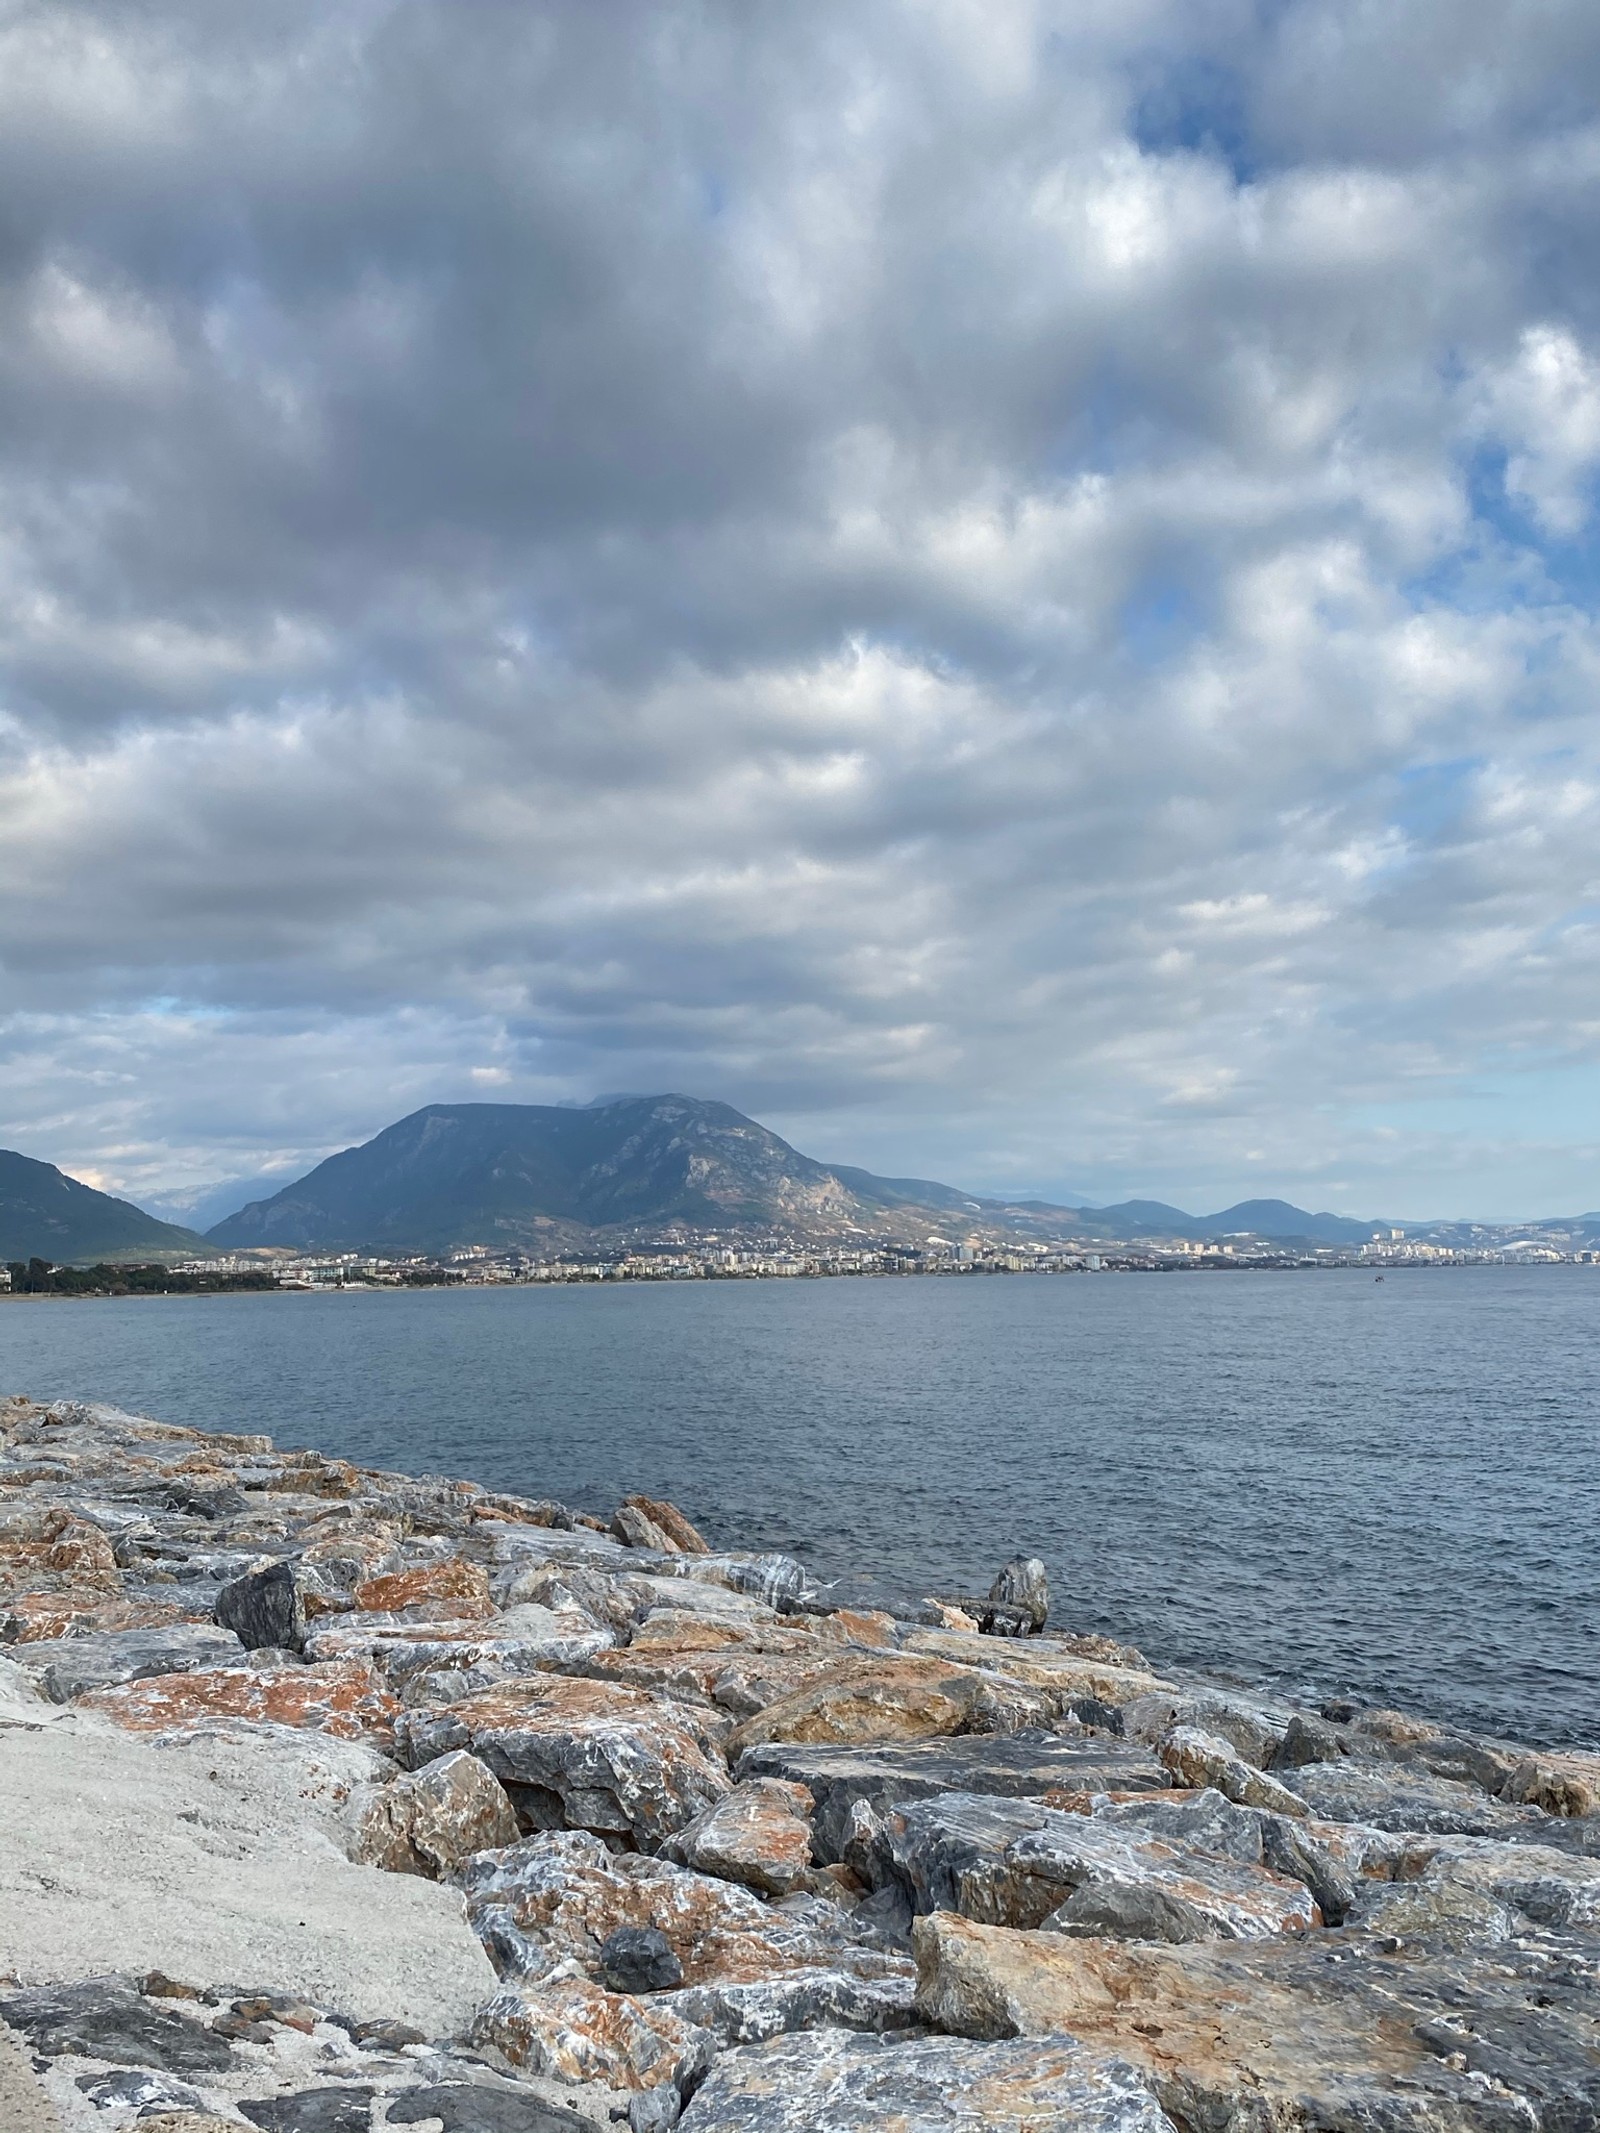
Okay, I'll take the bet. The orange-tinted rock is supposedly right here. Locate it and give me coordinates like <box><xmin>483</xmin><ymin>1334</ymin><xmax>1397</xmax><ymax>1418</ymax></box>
<box><xmin>353</xmin><ymin>1558</ymin><xmax>493</xmax><ymax>1617</ymax></box>
<box><xmin>666</xmin><ymin>1779</ymin><xmax>817</xmax><ymax>1896</ymax></box>
<box><xmin>722</xmin><ymin>1654</ymin><xmax>1055</xmax><ymax>1758</ymax></box>
<box><xmin>459</xmin><ymin>1829</ymin><xmax>914</xmax><ymax>2048</ymax></box>
<box><xmin>81</xmin><ymin>1657</ymin><xmax>400</xmax><ymax>1744</ymax></box>
<box><xmin>355</xmin><ymin>1748</ymin><xmax>519</xmax><ymax>1876</ymax></box>
<box><xmin>398</xmin><ymin>1674</ymin><xmax>731</xmax><ymax>1846</ymax></box>
<box><xmin>620</xmin><ymin>1496</ymin><xmax>710</xmax><ymax>1555</ymax></box>
<box><xmin>1503</xmin><ymin>1751</ymin><xmax>1600</xmax><ymax>1819</ymax></box>
<box><xmin>0</xmin><ymin>1590</ymin><xmax>190</xmax><ymax>1643</ymax></box>
<box><xmin>0</xmin><ymin>1509</ymin><xmax>120</xmax><ymax>1597</ymax></box>
<box><xmin>900</xmin><ymin>1629</ymin><xmax>1173</xmax><ymax>1713</ymax></box>
<box><xmin>470</xmin><ymin>1973</ymin><xmax>712</xmax><ymax>2094</ymax></box>
<box><xmin>817</xmin><ymin>1609</ymin><xmax>901</xmax><ymax>1649</ymax></box>
<box><xmin>580</xmin><ymin>1616</ymin><xmax>850</xmax><ymax>1719</ymax></box>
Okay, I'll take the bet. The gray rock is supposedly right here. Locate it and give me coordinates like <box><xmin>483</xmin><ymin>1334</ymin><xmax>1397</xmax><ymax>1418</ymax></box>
<box><xmin>240</xmin><ymin>2089</ymin><xmax>375</xmax><ymax>2132</ymax></box>
<box><xmin>599</xmin><ymin>1926</ymin><xmax>684</xmax><ymax>1994</ymax></box>
<box><xmin>1277</xmin><ymin>1713</ymin><xmax>1525</xmax><ymax>1799</ymax></box>
<box><xmin>880</xmin><ymin>1791</ymin><xmax>1318</xmax><ymax>1939</ymax></box>
<box><xmin>0</xmin><ymin>1977</ymin><xmax>236</xmax><ymax>2073</ymax></box>
<box><xmin>387</xmin><ymin>2081</ymin><xmax>594</xmax><ymax>2131</ymax></box>
<box><xmin>216</xmin><ymin>1560</ymin><xmax>309</xmax><ymax>1654</ymax></box>
<box><xmin>676</xmin><ymin>2027</ymin><xmax>1173</xmax><ymax>2132</ymax></box>
<box><xmin>1122</xmin><ymin>1690</ymin><xmax>1288</xmax><ymax>1769</ymax></box>
<box><xmin>1291</xmin><ymin>1759</ymin><xmax>1566</xmax><ymax>1837</ymax></box>
<box><xmin>20</xmin><ymin>1624</ymin><xmax>245</xmax><ymax>1703</ymax></box>
<box><xmin>987</xmin><ymin>1556</ymin><xmax>1049</xmax><ymax>1632</ymax></box>
<box><xmin>75</xmin><ymin>2067</ymin><xmax>204</xmax><ymax>2112</ymax></box>
<box><xmin>630</xmin><ymin>2087</ymin><xmax>683</xmax><ymax>2133</ymax></box>
<box><xmin>658</xmin><ymin>1965</ymin><xmax>917</xmax><ymax>2047</ymax></box>
<box><xmin>915</xmin><ymin>1911</ymin><xmax>1600</xmax><ymax>2132</ymax></box>
<box><xmin>738</xmin><ymin>1730</ymin><xmax>1169</xmax><ymax>1865</ymax></box>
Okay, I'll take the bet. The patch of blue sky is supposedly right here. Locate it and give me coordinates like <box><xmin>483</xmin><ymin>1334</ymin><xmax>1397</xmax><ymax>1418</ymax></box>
<box><xmin>1386</xmin><ymin>755</ymin><xmax>1486</xmax><ymax>846</ymax></box>
<box><xmin>1118</xmin><ymin>571</ymin><xmax>1208</xmax><ymax>668</ymax></box>
<box><xmin>1127</xmin><ymin>55</ymin><xmax>1260</xmax><ymax>185</ymax></box>
<box><xmin>1040</xmin><ymin>370</ymin><xmax>1169</xmax><ymax>483</ymax></box>
<box><xmin>137</xmin><ymin>998</ymin><xmax>233</xmax><ymax>1024</ymax></box>
<box><xmin>1344</xmin><ymin>1061</ymin><xmax>1600</xmax><ymax>1154</ymax></box>
<box><xmin>1408</xmin><ymin>443</ymin><xmax>1600</xmax><ymax>617</ymax></box>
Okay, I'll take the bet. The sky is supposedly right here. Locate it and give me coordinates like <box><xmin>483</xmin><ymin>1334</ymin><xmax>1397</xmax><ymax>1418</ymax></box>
<box><xmin>3</xmin><ymin>0</ymin><xmax>1600</xmax><ymax>1223</ymax></box>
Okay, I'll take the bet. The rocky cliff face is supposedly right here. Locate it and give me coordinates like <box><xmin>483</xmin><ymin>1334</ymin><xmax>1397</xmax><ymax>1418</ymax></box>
<box><xmin>2</xmin><ymin>1391</ymin><xmax>1598</xmax><ymax>2132</ymax></box>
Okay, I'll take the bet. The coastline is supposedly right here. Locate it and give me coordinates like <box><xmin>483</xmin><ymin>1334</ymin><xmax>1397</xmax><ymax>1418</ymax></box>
<box><xmin>3</xmin><ymin>1390</ymin><xmax>1598</xmax><ymax>2130</ymax></box>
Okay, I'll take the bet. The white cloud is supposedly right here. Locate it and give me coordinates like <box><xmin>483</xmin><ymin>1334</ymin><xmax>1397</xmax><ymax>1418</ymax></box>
<box><xmin>0</xmin><ymin>0</ymin><xmax>1597</xmax><ymax>1218</ymax></box>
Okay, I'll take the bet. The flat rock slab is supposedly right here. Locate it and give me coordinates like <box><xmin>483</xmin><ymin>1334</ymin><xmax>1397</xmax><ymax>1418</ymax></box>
<box><xmin>0</xmin><ymin>1710</ymin><xmax>495</xmax><ymax>2032</ymax></box>
<box><xmin>677</xmin><ymin>2027</ymin><xmax>1175</xmax><ymax>2133</ymax></box>
<box><xmin>914</xmin><ymin>1913</ymin><xmax>1600</xmax><ymax>2133</ymax></box>
<box><xmin>386</xmin><ymin>2080</ymin><xmax>595</xmax><ymax>2130</ymax></box>
<box><xmin>739</xmin><ymin>1731</ymin><xmax>1170</xmax><ymax>1861</ymax></box>
<box><xmin>1291</xmin><ymin>1759</ymin><xmax>1578</xmax><ymax>1839</ymax></box>
<box><xmin>882</xmin><ymin>1791</ymin><xmax>1318</xmax><ymax>1939</ymax></box>
<box><xmin>15</xmin><ymin>1624</ymin><xmax>245</xmax><ymax>1703</ymax></box>
<box><xmin>2</xmin><ymin>1978</ymin><xmax>237</xmax><ymax>2075</ymax></box>
<box><xmin>80</xmin><ymin>1658</ymin><xmax>401</xmax><ymax>1746</ymax></box>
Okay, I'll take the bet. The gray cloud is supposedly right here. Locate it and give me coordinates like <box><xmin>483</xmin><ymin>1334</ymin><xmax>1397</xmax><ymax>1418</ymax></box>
<box><xmin>2</xmin><ymin>0</ymin><xmax>1600</xmax><ymax>1217</ymax></box>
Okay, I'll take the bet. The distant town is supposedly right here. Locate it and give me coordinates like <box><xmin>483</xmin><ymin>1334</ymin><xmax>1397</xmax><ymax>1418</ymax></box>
<box><xmin>6</xmin><ymin>1223</ymin><xmax>1598</xmax><ymax>1295</ymax></box>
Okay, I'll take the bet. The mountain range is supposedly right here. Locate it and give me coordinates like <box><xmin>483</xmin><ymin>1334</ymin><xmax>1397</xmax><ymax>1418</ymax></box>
<box><xmin>3</xmin><ymin>1093</ymin><xmax>1597</xmax><ymax>1263</ymax></box>
<box><xmin>0</xmin><ymin>1150</ymin><xmax>205</xmax><ymax>1264</ymax></box>
<box><xmin>202</xmin><ymin>1098</ymin><xmax>1401</xmax><ymax>1254</ymax></box>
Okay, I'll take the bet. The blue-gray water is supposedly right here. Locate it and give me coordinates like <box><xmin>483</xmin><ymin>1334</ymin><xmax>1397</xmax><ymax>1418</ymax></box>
<box><xmin>2</xmin><ymin>1266</ymin><xmax>1594</xmax><ymax>1747</ymax></box>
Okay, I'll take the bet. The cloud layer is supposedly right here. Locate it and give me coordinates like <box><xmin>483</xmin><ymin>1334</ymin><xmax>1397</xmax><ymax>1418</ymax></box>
<box><xmin>3</xmin><ymin>0</ymin><xmax>1600</xmax><ymax>1217</ymax></box>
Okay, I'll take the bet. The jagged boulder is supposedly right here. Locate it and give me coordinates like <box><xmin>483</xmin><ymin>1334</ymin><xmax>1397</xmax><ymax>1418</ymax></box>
<box><xmin>355</xmin><ymin>1749</ymin><xmax>520</xmax><ymax>1877</ymax></box>
<box><xmin>81</xmin><ymin>1657</ymin><xmax>401</xmax><ymax>1744</ymax></box>
<box><xmin>664</xmin><ymin>1779</ymin><xmax>818</xmax><ymax>1896</ymax></box>
<box><xmin>398</xmin><ymin>1675</ymin><xmax>731</xmax><ymax>1846</ymax></box>
<box><xmin>16</xmin><ymin>1623</ymin><xmax>245</xmax><ymax>1703</ymax></box>
<box><xmin>913</xmin><ymin>1912</ymin><xmax>1600</xmax><ymax>2131</ymax></box>
<box><xmin>877</xmin><ymin>1790</ymin><xmax>1318</xmax><ymax>1939</ymax></box>
<box><xmin>215</xmin><ymin>1561</ymin><xmax>311</xmax><ymax>1654</ymax></box>
<box><xmin>1157</xmin><ymin>1725</ymin><xmax>1310</xmax><ymax>1816</ymax></box>
<box><xmin>676</xmin><ymin>2028</ymin><xmax>1173</xmax><ymax>2133</ymax></box>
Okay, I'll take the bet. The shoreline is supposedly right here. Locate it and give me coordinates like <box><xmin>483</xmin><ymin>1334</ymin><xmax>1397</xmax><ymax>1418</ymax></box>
<box><xmin>3</xmin><ymin>1391</ymin><xmax>1599</xmax><ymax>2130</ymax></box>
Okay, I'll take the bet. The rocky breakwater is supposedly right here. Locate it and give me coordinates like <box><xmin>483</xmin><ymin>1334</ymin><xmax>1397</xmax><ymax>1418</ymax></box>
<box><xmin>0</xmin><ymin>1394</ymin><xmax>1597</xmax><ymax>2133</ymax></box>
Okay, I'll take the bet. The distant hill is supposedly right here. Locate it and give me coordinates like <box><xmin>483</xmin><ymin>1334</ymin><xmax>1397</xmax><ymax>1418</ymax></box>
<box><xmin>0</xmin><ymin>1150</ymin><xmax>207</xmax><ymax>1264</ymax></box>
<box><xmin>208</xmin><ymin>1096</ymin><xmax>895</xmax><ymax>1253</ymax></box>
<box><xmin>1195</xmin><ymin>1198</ymin><xmax>1374</xmax><ymax>1244</ymax></box>
<box><xmin>1067</xmin><ymin>1197</ymin><xmax>1377</xmax><ymax>1245</ymax></box>
<box><xmin>205</xmin><ymin>1097</ymin><xmax>1393</xmax><ymax>1255</ymax></box>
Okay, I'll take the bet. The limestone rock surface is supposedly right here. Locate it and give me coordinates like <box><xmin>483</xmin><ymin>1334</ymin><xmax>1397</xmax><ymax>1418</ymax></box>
<box><xmin>880</xmin><ymin>1790</ymin><xmax>1319</xmax><ymax>1939</ymax></box>
<box><xmin>355</xmin><ymin>1748</ymin><xmax>521</xmax><ymax>1877</ymax></box>
<box><xmin>82</xmin><ymin>1657</ymin><xmax>401</xmax><ymax>1744</ymax></box>
<box><xmin>913</xmin><ymin>1912</ymin><xmax>1600</xmax><ymax>2132</ymax></box>
<box><xmin>398</xmin><ymin>1676</ymin><xmax>731</xmax><ymax>1846</ymax></box>
<box><xmin>663</xmin><ymin>1778</ymin><xmax>818</xmax><ymax>1896</ymax></box>
<box><xmin>677</xmin><ymin>2028</ymin><xmax>1174</xmax><ymax>2133</ymax></box>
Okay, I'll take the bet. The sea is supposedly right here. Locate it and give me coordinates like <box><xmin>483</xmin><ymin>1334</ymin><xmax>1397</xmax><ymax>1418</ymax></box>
<box><xmin>2</xmin><ymin>1264</ymin><xmax>1594</xmax><ymax>1748</ymax></box>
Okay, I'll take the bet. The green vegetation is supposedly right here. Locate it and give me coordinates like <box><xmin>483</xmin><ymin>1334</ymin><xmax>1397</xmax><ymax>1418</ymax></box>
<box><xmin>3</xmin><ymin>1259</ymin><xmax>279</xmax><ymax>1297</ymax></box>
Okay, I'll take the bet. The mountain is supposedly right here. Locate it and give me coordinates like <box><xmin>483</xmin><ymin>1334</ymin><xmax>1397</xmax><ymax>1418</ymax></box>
<box><xmin>205</xmin><ymin>1098</ymin><xmax>1394</xmax><ymax>1256</ymax></box>
<box><xmin>1196</xmin><ymin>1199</ymin><xmax>1375</xmax><ymax>1244</ymax></box>
<box><xmin>0</xmin><ymin>1150</ymin><xmax>207</xmax><ymax>1264</ymax></box>
<box><xmin>208</xmin><ymin>1097</ymin><xmax>886</xmax><ymax>1253</ymax></box>
<box><xmin>1074</xmin><ymin>1199</ymin><xmax>1196</xmax><ymax>1236</ymax></box>
<box><xmin>826</xmin><ymin>1165</ymin><xmax>992</xmax><ymax>1216</ymax></box>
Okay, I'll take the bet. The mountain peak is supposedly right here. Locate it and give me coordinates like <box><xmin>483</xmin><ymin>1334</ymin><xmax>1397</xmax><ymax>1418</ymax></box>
<box><xmin>0</xmin><ymin>1149</ymin><xmax>206</xmax><ymax>1263</ymax></box>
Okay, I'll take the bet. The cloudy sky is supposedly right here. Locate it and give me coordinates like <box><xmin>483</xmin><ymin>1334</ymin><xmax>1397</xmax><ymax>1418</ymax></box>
<box><xmin>2</xmin><ymin>0</ymin><xmax>1599</xmax><ymax>1221</ymax></box>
